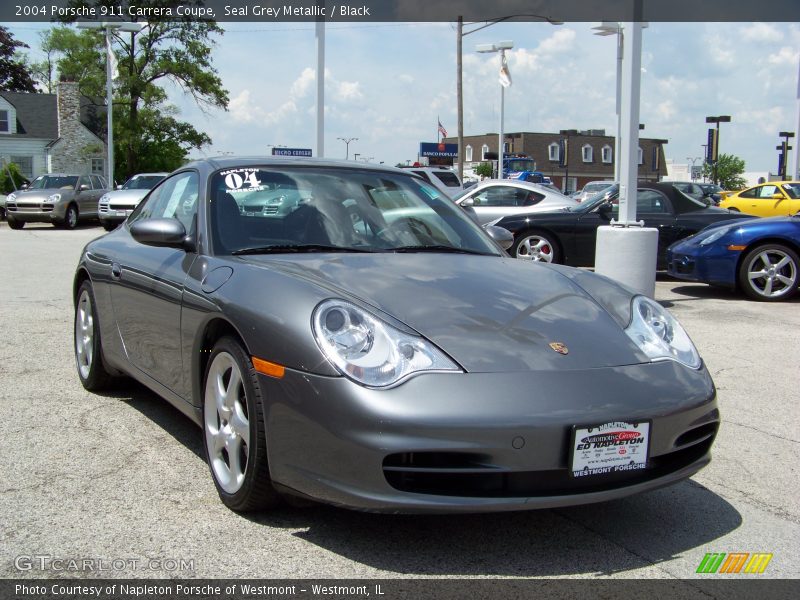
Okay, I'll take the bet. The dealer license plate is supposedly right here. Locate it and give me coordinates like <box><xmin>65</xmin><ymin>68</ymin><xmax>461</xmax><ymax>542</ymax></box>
<box><xmin>571</xmin><ymin>421</ymin><xmax>650</xmax><ymax>477</ymax></box>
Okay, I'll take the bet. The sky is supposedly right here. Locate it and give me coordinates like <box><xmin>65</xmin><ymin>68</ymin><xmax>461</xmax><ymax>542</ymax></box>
<box><xmin>7</xmin><ymin>20</ymin><xmax>800</xmax><ymax>173</ymax></box>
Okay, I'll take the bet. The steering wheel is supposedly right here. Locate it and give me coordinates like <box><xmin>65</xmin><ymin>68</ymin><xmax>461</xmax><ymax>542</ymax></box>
<box><xmin>378</xmin><ymin>217</ymin><xmax>438</xmax><ymax>245</ymax></box>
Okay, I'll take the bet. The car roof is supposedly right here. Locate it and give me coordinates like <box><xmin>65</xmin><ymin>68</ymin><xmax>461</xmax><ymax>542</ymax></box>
<box><xmin>184</xmin><ymin>156</ymin><xmax>407</xmax><ymax>175</ymax></box>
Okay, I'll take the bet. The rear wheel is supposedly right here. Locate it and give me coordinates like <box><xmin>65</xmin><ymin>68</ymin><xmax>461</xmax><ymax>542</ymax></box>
<box><xmin>203</xmin><ymin>337</ymin><xmax>281</xmax><ymax>512</ymax></box>
<box><xmin>737</xmin><ymin>244</ymin><xmax>799</xmax><ymax>301</ymax></box>
<box><xmin>512</xmin><ymin>230</ymin><xmax>561</xmax><ymax>263</ymax></box>
<box><xmin>7</xmin><ymin>218</ymin><xmax>24</xmax><ymax>230</ymax></box>
<box><xmin>74</xmin><ymin>281</ymin><xmax>114</xmax><ymax>390</ymax></box>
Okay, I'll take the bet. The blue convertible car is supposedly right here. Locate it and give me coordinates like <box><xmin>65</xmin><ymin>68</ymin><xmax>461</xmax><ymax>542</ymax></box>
<box><xmin>667</xmin><ymin>215</ymin><xmax>800</xmax><ymax>301</ymax></box>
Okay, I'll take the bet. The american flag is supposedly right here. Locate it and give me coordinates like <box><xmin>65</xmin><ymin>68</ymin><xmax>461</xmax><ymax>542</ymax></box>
<box><xmin>438</xmin><ymin>120</ymin><xmax>448</xmax><ymax>138</ymax></box>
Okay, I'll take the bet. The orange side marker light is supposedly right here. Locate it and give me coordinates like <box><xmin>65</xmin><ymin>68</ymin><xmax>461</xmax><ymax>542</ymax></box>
<box><xmin>252</xmin><ymin>357</ymin><xmax>285</xmax><ymax>379</ymax></box>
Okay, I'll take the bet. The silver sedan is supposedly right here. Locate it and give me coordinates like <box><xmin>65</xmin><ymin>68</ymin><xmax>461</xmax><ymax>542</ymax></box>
<box><xmin>453</xmin><ymin>179</ymin><xmax>579</xmax><ymax>226</ymax></box>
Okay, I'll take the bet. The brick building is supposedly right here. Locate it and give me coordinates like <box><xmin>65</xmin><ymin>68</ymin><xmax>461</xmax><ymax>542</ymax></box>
<box><xmin>443</xmin><ymin>130</ymin><xmax>668</xmax><ymax>193</ymax></box>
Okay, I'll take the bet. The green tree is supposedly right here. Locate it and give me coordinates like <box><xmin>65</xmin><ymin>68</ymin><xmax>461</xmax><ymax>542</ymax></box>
<box><xmin>703</xmin><ymin>154</ymin><xmax>747</xmax><ymax>190</ymax></box>
<box><xmin>40</xmin><ymin>1</ymin><xmax>228</xmax><ymax>179</ymax></box>
<box><xmin>474</xmin><ymin>162</ymin><xmax>493</xmax><ymax>178</ymax></box>
<box><xmin>0</xmin><ymin>26</ymin><xmax>38</xmax><ymax>93</ymax></box>
<box><xmin>0</xmin><ymin>161</ymin><xmax>29</xmax><ymax>194</ymax></box>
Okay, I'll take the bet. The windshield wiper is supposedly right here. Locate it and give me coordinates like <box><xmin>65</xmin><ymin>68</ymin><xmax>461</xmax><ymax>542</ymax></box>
<box><xmin>232</xmin><ymin>244</ymin><xmax>378</xmax><ymax>255</ymax></box>
<box><xmin>391</xmin><ymin>245</ymin><xmax>494</xmax><ymax>256</ymax></box>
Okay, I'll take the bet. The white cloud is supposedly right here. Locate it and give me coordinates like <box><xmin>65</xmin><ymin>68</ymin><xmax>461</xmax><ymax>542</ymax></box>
<box><xmin>334</xmin><ymin>80</ymin><xmax>363</xmax><ymax>101</ymax></box>
<box><xmin>739</xmin><ymin>23</ymin><xmax>784</xmax><ymax>42</ymax></box>
<box><xmin>537</xmin><ymin>28</ymin><xmax>577</xmax><ymax>55</ymax></box>
<box><xmin>290</xmin><ymin>68</ymin><xmax>315</xmax><ymax>98</ymax></box>
<box><xmin>228</xmin><ymin>89</ymin><xmax>260</xmax><ymax>123</ymax></box>
<box><xmin>767</xmin><ymin>46</ymin><xmax>799</xmax><ymax>66</ymax></box>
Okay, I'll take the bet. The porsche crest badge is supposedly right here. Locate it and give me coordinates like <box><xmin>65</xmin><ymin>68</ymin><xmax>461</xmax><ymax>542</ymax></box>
<box><xmin>549</xmin><ymin>342</ymin><xmax>569</xmax><ymax>355</ymax></box>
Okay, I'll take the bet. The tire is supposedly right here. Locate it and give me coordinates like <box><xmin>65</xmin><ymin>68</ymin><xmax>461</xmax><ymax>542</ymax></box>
<box><xmin>102</xmin><ymin>222</ymin><xmax>117</xmax><ymax>232</ymax></box>
<box><xmin>0</xmin><ymin>206</ymin><xmax>5</xmax><ymax>221</ymax></box>
<box><xmin>737</xmin><ymin>244</ymin><xmax>799</xmax><ymax>302</ymax></box>
<box><xmin>203</xmin><ymin>337</ymin><xmax>281</xmax><ymax>512</ymax></box>
<box><xmin>512</xmin><ymin>230</ymin><xmax>561</xmax><ymax>263</ymax></box>
<box><xmin>7</xmin><ymin>218</ymin><xmax>24</xmax><ymax>230</ymax></box>
<box><xmin>62</xmin><ymin>204</ymin><xmax>79</xmax><ymax>229</ymax></box>
<box><xmin>74</xmin><ymin>280</ymin><xmax>114</xmax><ymax>390</ymax></box>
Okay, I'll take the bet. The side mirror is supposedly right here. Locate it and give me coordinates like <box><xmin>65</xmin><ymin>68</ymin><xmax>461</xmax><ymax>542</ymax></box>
<box><xmin>20</xmin><ymin>183</ymin><xmax>29</xmax><ymax>190</ymax></box>
<box><xmin>460</xmin><ymin>197</ymin><xmax>474</xmax><ymax>207</ymax></box>
<box><xmin>772</xmin><ymin>193</ymin><xmax>783</xmax><ymax>200</ymax></box>
<box><xmin>130</xmin><ymin>218</ymin><xmax>187</xmax><ymax>248</ymax></box>
<box><xmin>485</xmin><ymin>225</ymin><xmax>514</xmax><ymax>251</ymax></box>
<box><xmin>116</xmin><ymin>184</ymin><xmax>123</xmax><ymax>190</ymax></box>
<box><xmin>597</xmin><ymin>202</ymin><xmax>613</xmax><ymax>218</ymax></box>
<box><xmin>78</xmin><ymin>184</ymin><xmax>90</xmax><ymax>192</ymax></box>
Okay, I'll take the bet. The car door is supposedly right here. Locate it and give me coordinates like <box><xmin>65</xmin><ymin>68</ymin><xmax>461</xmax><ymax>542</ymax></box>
<box><xmin>779</xmin><ymin>183</ymin><xmax>800</xmax><ymax>215</ymax></box>
<box><xmin>466</xmin><ymin>185</ymin><xmax>542</xmax><ymax>225</ymax></box>
<box><xmin>74</xmin><ymin>175</ymin><xmax>96</xmax><ymax>219</ymax></box>
<box><xmin>635</xmin><ymin>189</ymin><xmax>679</xmax><ymax>264</ymax></box>
<box><xmin>108</xmin><ymin>170</ymin><xmax>200</xmax><ymax>398</ymax></box>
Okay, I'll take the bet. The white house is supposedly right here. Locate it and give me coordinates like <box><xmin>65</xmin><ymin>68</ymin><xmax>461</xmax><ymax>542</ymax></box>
<box><xmin>0</xmin><ymin>80</ymin><xmax>107</xmax><ymax>180</ymax></box>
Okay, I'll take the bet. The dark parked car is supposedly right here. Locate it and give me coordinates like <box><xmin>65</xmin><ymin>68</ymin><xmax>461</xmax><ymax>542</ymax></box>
<box><xmin>495</xmin><ymin>182</ymin><xmax>752</xmax><ymax>268</ymax></box>
<box><xmin>5</xmin><ymin>173</ymin><xmax>110</xmax><ymax>229</ymax></box>
<box><xmin>73</xmin><ymin>158</ymin><xmax>718</xmax><ymax>513</ymax></box>
<box><xmin>662</xmin><ymin>181</ymin><xmax>721</xmax><ymax>206</ymax></box>
<box><xmin>668</xmin><ymin>214</ymin><xmax>800</xmax><ymax>301</ymax></box>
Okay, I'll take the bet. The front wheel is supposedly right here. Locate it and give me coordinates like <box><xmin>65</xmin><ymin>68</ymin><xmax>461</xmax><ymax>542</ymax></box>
<box><xmin>512</xmin><ymin>230</ymin><xmax>561</xmax><ymax>263</ymax></box>
<box><xmin>7</xmin><ymin>218</ymin><xmax>24</xmax><ymax>230</ymax></box>
<box><xmin>737</xmin><ymin>244</ymin><xmax>799</xmax><ymax>301</ymax></box>
<box><xmin>62</xmin><ymin>204</ymin><xmax>79</xmax><ymax>230</ymax></box>
<box><xmin>203</xmin><ymin>337</ymin><xmax>281</xmax><ymax>512</ymax></box>
<box><xmin>102</xmin><ymin>222</ymin><xmax>117</xmax><ymax>232</ymax></box>
<box><xmin>74</xmin><ymin>281</ymin><xmax>114</xmax><ymax>390</ymax></box>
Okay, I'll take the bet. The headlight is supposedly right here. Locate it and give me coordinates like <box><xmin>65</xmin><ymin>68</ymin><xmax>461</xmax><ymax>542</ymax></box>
<box><xmin>625</xmin><ymin>296</ymin><xmax>701</xmax><ymax>369</ymax></box>
<box><xmin>100</xmin><ymin>193</ymin><xmax>111</xmax><ymax>203</ymax></box>
<box><xmin>48</xmin><ymin>193</ymin><xmax>61</xmax><ymax>202</ymax></box>
<box><xmin>698</xmin><ymin>226</ymin><xmax>730</xmax><ymax>246</ymax></box>
<box><xmin>7</xmin><ymin>193</ymin><xmax>16</xmax><ymax>202</ymax></box>
<box><xmin>312</xmin><ymin>299</ymin><xmax>460</xmax><ymax>387</ymax></box>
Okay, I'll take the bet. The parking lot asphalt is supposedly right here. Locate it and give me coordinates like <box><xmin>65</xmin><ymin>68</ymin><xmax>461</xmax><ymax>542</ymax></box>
<box><xmin>1</xmin><ymin>222</ymin><xmax>798</xmax><ymax>585</ymax></box>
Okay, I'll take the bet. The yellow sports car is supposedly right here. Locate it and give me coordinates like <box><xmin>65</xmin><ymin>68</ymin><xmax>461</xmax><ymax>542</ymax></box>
<box><xmin>719</xmin><ymin>181</ymin><xmax>800</xmax><ymax>217</ymax></box>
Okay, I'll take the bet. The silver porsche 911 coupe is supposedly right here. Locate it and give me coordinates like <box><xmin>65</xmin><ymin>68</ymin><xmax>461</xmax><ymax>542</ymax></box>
<box><xmin>73</xmin><ymin>157</ymin><xmax>719</xmax><ymax>513</ymax></box>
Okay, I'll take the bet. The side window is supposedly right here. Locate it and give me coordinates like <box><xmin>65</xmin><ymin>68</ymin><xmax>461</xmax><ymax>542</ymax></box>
<box><xmin>78</xmin><ymin>175</ymin><xmax>91</xmax><ymax>190</ymax></box>
<box><xmin>474</xmin><ymin>186</ymin><xmax>518</xmax><ymax>207</ymax></box>
<box><xmin>739</xmin><ymin>187</ymin><xmax>758</xmax><ymax>198</ymax></box>
<box><xmin>636</xmin><ymin>190</ymin><xmax>668</xmax><ymax>214</ymax></box>
<box><xmin>412</xmin><ymin>171</ymin><xmax>431</xmax><ymax>183</ymax></box>
<box><xmin>757</xmin><ymin>185</ymin><xmax>779</xmax><ymax>198</ymax></box>
<box><xmin>128</xmin><ymin>171</ymin><xmax>199</xmax><ymax>232</ymax></box>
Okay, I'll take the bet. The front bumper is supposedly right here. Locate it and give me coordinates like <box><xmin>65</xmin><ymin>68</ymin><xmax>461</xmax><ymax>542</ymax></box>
<box><xmin>259</xmin><ymin>360</ymin><xmax>718</xmax><ymax>513</ymax></box>
<box><xmin>7</xmin><ymin>202</ymin><xmax>67</xmax><ymax>223</ymax></box>
<box><xmin>98</xmin><ymin>203</ymin><xmax>136</xmax><ymax>225</ymax></box>
<box><xmin>667</xmin><ymin>244</ymin><xmax>738</xmax><ymax>287</ymax></box>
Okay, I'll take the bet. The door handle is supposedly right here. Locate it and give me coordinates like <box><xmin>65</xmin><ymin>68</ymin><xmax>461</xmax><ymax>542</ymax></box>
<box><xmin>111</xmin><ymin>263</ymin><xmax>121</xmax><ymax>279</ymax></box>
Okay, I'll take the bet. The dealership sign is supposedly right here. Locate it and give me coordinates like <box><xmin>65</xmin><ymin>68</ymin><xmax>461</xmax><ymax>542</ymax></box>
<box><xmin>420</xmin><ymin>142</ymin><xmax>458</xmax><ymax>158</ymax></box>
<box><xmin>271</xmin><ymin>148</ymin><xmax>313</xmax><ymax>157</ymax></box>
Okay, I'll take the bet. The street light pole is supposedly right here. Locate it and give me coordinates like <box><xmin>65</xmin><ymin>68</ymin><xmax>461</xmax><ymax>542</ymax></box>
<box><xmin>778</xmin><ymin>131</ymin><xmax>794</xmax><ymax>180</ymax></box>
<box><xmin>337</xmin><ymin>137</ymin><xmax>358</xmax><ymax>160</ymax></box>
<box><xmin>705</xmin><ymin>115</ymin><xmax>731</xmax><ymax>185</ymax></box>
<box><xmin>456</xmin><ymin>15</ymin><xmax>561</xmax><ymax>182</ymax></box>
<box><xmin>75</xmin><ymin>20</ymin><xmax>144</xmax><ymax>186</ymax></box>
<box><xmin>476</xmin><ymin>41</ymin><xmax>513</xmax><ymax>179</ymax></box>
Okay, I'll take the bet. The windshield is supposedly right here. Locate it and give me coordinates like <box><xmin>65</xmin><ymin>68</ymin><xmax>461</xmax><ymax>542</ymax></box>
<box><xmin>583</xmin><ymin>182</ymin><xmax>613</xmax><ymax>193</ymax></box>
<box><xmin>506</xmin><ymin>159</ymin><xmax>535</xmax><ymax>172</ymax></box>
<box><xmin>209</xmin><ymin>166</ymin><xmax>501</xmax><ymax>256</ymax></box>
<box><xmin>29</xmin><ymin>175</ymin><xmax>78</xmax><ymax>190</ymax></box>
<box><xmin>123</xmin><ymin>175</ymin><xmax>165</xmax><ymax>190</ymax></box>
<box><xmin>783</xmin><ymin>183</ymin><xmax>799</xmax><ymax>199</ymax></box>
<box><xmin>580</xmin><ymin>184</ymin><xmax>620</xmax><ymax>211</ymax></box>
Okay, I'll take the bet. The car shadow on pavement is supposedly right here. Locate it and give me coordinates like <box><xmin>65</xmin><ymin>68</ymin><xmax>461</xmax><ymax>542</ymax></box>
<box><xmin>106</xmin><ymin>377</ymin><xmax>742</xmax><ymax>578</ymax></box>
<box><xmin>99</xmin><ymin>380</ymin><xmax>204</xmax><ymax>461</ymax></box>
<box><xmin>242</xmin><ymin>478</ymin><xmax>741</xmax><ymax>578</ymax></box>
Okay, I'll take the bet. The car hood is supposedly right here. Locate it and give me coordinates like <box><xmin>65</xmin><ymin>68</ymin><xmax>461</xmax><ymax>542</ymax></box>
<box><xmin>104</xmin><ymin>189</ymin><xmax>149</xmax><ymax>204</ymax></box>
<box><xmin>240</xmin><ymin>253</ymin><xmax>647</xmax><ymax>373</ymax></box>
<box><xmin>10</xmin><ymin>189</ymin><xmax>72</xmax><ymax>203</ymax></box>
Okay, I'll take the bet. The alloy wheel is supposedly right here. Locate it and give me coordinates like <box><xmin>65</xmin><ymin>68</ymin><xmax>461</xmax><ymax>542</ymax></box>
<box><xmin>204</xmin><ymin>352</ymin><xmax>251</xmax><ymax>494</ymax></box>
